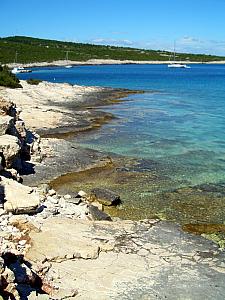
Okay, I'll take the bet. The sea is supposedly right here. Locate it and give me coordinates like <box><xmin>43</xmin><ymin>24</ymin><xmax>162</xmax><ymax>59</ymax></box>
<box><xmin>18</xmin><ymin>64</ymin><xmax>225</xmax><ymax>224</ymax></box>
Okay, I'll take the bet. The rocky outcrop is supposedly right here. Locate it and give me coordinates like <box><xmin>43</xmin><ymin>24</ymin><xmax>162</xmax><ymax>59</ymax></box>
<box><xmin>0</xmin><ymin>97</ymin><xmax>43</xmax><ymax>215</ymax></box>
<box><xmin>0</xmin><ymin>97</ymin><xmax>42</xmax><ymax>173</ymax></box>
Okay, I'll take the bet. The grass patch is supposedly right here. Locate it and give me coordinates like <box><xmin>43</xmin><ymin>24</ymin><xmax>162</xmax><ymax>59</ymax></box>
<box><xmin>26</xmin><ymin>78</ymin><xmax>42</xmax><ymax>85</ymax></box>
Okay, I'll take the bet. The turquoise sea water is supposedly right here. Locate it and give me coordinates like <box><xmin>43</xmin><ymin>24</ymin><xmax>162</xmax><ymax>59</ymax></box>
<box><xmin>19</xmin><ymin>64</ymin><xmax>225</xmax><ymax>222</ymax></box>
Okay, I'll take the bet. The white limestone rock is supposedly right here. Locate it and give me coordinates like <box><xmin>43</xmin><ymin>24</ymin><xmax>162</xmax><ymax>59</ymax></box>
<box><xmin>1</xmin><ymin>176</ymin><xmax>40</xmax><ymax>214</ymax></box>
<box><xmin>0</xmin><ymin>115</ymin><xmax>14</xmax><ymax>135</ymax></box>
<box><xmin>0</xmin><ymin>134</ymin><xmax>21</xmax><ymax>168</ymax></box>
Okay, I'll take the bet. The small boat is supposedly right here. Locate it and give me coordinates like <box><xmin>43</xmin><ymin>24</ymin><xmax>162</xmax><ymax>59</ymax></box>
<box><xmin>11</xmin><ymin>52</ymin><xmax>32</xmax><ymax>73</ymax></box>
<box><xmin>168</xmin><ymin>42</ymin><xmax>190</xmax><ymax>69</ymax></box>
<box><xmin>168</xmin><ymin>63</ymin><xmax>190</xmax><ymax>69</ymax></box>
<box><xmin>11</xmin><ymin>67</ymin><xmax>32</xmax><ymax>74</ymax></box>
<box><xmin>65</xmin><ymin>51</ymin><xmax>72</xmax><ymax>68</ymax></box>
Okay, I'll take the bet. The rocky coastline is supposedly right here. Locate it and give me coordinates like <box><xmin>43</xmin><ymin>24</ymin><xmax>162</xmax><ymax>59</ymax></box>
<box><xmin>0</xmin><ymin>81</ymin><xmax>225</xmax><ymax>299</ymax></box>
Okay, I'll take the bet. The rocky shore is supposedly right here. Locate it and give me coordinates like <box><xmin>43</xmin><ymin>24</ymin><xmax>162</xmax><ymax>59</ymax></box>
<box><xmin>0</xmin><ymin>81</ymin><xmax>225</xmax><ymax>299</ymax></box>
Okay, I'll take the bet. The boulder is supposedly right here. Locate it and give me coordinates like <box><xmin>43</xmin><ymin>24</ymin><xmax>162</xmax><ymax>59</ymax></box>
<box><xmin>25</xmin><ymin>131</ymin><xmax>42</xmax><ymax>163</ymax></box>
<box><xmin>90</xmin><ymin>187</ymin><xmax>121</xmax><ymax>206</ymax></box>
<box><xmin>0</xmin><ymin>115</ymin><xmax>14</xmax><ymax>136</ymax></box>
<box><xmin>89</xmin><ymin>205</ymin><xmax>112</xmax><ymax>221</ymax></box>
<box><xmin>9</xmin><ymin>120</ymin><xmax>27</xmax><ymax>141</ymax></box>
<box><xmin>1</xmin><ymin>176</ymin><xmax>40</xmax><ymax>214</ymax></box>
<box><xmin>0</xmin><ymin>97</ymin><xmax>16</xmax><ymax>117</ymax></box>
<box><xmin>0</xmin><ymin>134</ymin><xmax>21</xmax><ymax>168</ymax></box>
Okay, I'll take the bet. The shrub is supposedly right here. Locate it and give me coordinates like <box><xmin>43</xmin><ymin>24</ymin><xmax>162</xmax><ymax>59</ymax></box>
<box><xmin>0</xmin><ymin>65</ymin><xmax>22</xmax><ymax>88</ymax></box>
<box><xmin>26</xmin><ymin>78</ymin><xmax>42</xmax><ymax>85</ymax></box>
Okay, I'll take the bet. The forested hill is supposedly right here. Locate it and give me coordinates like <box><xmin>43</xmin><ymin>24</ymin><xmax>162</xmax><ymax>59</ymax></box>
<box><xmin>0</xmin><ymin>36</ymin><xmax>224</xmax><ymax>64</ymax></box>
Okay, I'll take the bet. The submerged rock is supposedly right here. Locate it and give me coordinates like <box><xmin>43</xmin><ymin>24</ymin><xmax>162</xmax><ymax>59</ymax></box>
<box><xmin>90</xmin><ymin>187</ymin><xmax>121</xmax><ymax>206</ymax></box>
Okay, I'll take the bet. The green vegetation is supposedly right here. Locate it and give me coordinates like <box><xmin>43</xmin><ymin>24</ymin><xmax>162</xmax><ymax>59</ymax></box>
<box><xmin>0</xmin><ymin>65</ymin><xmax>22</xmax><ymax>88</ymax></box>
<box><xmin>26</xmin><ymin>78</ymin><xmax>42</xmax><ymax>85</ymax></box>
<box><xmin>0</xmin><ymin>36</ymin><xmax>225</xmax><ymax>64</ymax></box>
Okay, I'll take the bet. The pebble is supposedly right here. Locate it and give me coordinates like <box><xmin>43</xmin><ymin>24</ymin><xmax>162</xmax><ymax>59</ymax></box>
<box><xmin>46</xmin><ymin>196</ymin><xmax>54</xmax><ymax>202</ymax></box>
<box><xmin>48</xmin><ymin>189</ymin><xmax>56</xmax><ymax>196</ymax></box>
<box><xmin>1</xmin><ymin>220</ymin><xmax>9</xmax><ymax>226</ymax></box>
<box><xmin>50</xmin><ymin>197</ymin><xmax>59</xmax><ymax>205</ymax></box>
<box><xmin>78</xmin><ymin>190</ymin><xmax>87</xmax><ymax>198</ymax></box>
<box><xmin>18</xmin><ymin>239</ymin><xmax>27</xmax><ymax>246</ymax></box>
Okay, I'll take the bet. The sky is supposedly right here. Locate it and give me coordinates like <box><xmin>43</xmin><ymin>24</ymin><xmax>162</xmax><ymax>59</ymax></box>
<box><xmin>1</xmin><ymin>0</ymin><xmax>225</xmax><ymax>55</ymax></box>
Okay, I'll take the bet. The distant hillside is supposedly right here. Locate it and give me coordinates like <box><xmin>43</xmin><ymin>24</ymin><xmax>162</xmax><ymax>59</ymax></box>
<box><xmin>0</xmin><ymin>36</ymin><xmax>224</xmax><ymax>64</ymax></box>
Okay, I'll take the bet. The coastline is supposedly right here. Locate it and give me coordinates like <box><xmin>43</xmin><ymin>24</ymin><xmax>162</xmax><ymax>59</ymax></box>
<box><xmin>2</xmin><ymin>79</ymin><xmax>225</xmax><ymax>225</ymax></box>
<box><xmin>1</xmin><ymin>80</ymin><xmax>144</xmax><ymax>187</ymax></box>
<box><xmin>7</xmin><ymin>58</ymin><xmax>225</xmax><ymax>69</ymax></box>
<box><xmin>0</xmin><ymin>79</ymin><xmax>225</xmax><ymax>299</ymax></box>
<box><xmin>1</xmin><ymin>80</ymin><xmax>142</xmax><ymax>136</ymax></box>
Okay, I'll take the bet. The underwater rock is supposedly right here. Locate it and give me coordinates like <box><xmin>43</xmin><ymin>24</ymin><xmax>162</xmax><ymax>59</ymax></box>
<box><xmin>90</xmin><ymin>187</ymin><xmax>121</xmax><ymax>206</ymax></box>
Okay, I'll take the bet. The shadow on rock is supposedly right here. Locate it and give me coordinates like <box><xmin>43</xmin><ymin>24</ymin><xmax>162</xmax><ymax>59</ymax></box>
<box><xmin>1</xmin><ymin>252</ymin><xmax>47</xmax><ymax>300</ymax></box>
<box><xmin>20</xmin><ymin>161</ymin><xmax>36</xmax><ymax>176</ymax></box>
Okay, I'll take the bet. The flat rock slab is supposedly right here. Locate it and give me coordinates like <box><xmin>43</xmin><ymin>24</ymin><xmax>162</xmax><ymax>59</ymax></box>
<box><xmin>1</xmin><ymin>176</ymin><xmax>40</xmax><ymax>214</ymax></box>
<box><xmin>22</xmin><ymin>139</ymin><xmax>113</xmax><ymax>186</ymax></box>
<box><xmin>26</xmin><ymin>218</ymin><xmax>103</xmax><ymax>263</ymax></box>
<box><xmin>26</xmin><ymin>218</ymin><xmax>225</xmax><ymax>299</ymax></box>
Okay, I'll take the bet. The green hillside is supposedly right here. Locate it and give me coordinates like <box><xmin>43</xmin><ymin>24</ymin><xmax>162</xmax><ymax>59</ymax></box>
<box><xmin>0</xmin><ymin>36</ymin><xmax>224</xmax><ymax>64</ymax></box>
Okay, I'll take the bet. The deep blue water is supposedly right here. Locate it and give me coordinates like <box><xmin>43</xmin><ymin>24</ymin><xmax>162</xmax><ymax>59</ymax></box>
<box><xmin>18</xmin><ymin>64</ymin><xmax>225</xmax><ymax>186</ymax></box>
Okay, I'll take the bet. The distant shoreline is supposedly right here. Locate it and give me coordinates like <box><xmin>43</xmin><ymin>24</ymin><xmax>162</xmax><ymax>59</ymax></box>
<box><xmin>7</xmin><ymin>59</ymin><xmax>225</xmax><ymax>68</ymax></box>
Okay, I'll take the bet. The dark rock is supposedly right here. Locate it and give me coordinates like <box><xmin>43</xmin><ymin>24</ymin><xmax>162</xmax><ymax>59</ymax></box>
<box><xmin>90</xmin><ymin>188</ymin><xmax>121</xmax><ymax>206</ymax></box>
<box><xmin>89</xmin><ymin>205</ymin><xmax>112</xmax><ymax>221</ymax></box>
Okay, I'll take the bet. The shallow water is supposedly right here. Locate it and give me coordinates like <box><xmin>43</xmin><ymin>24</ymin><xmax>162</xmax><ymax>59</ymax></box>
<box><xmin>19</xmin><ymin>64</ymin><xmax>225</xmax><ymax>224</ymax></box>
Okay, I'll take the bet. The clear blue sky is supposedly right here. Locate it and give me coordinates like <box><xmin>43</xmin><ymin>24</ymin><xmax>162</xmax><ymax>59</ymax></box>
<box><xmin>1</xmin><ymin>0</ymin><xmax>225</xmax><ymax>55</ymax></box>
